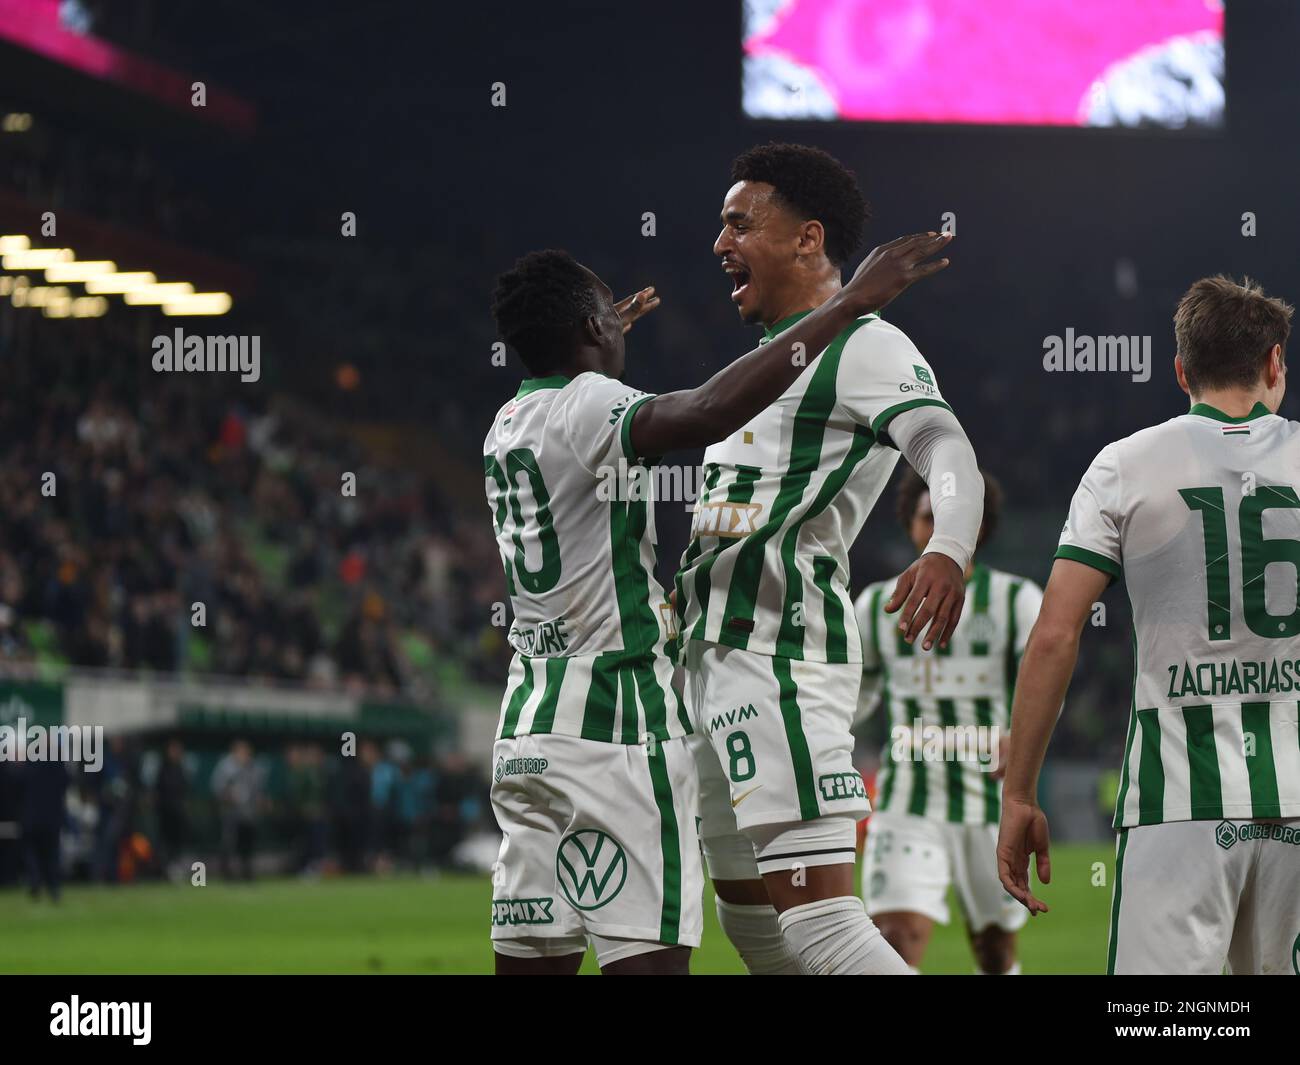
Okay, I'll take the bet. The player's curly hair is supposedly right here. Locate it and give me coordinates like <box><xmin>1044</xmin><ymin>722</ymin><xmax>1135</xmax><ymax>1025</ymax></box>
<box><xmin>896</xmin><ymin>466</ymin><xmax>1004</xmax><ymax>550</ymax></box>
<box><xmin>730</xmin><ymin>143</ymin><xmax>869</xmax><ymax>266</ymax></box>
<box><xmin>491</xmin><ymin>249</ymin><xmax>598</xmax><ymax>375</ymax></box>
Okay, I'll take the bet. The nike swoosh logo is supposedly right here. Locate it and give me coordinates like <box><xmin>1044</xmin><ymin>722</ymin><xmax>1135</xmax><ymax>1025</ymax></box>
<box><xmin>731</xmin><ymin>785</ymin><xmax>764</xmax><ymax>808</ymax></box>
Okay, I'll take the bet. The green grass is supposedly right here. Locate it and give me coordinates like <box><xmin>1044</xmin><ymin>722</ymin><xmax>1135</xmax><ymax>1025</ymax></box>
<box><xmin>1</xmin><ymin>843</ymin><xmax>1112</xmax><ymax>974</ymax></box>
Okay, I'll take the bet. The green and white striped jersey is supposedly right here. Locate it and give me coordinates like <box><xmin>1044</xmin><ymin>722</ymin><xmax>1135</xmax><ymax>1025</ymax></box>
<box><xmin>483</xmin><ymin>372</ymin><xmax>690</xmax><ymax>744</ymax></box>
<box><xmin>855</xmin><ymin>565</ymin><xmax>1043</xmax><ymax>824</ymax></box>
<box><xmin>1058</xmin><ymin>401</ymin><xmax>1300</xmax><ymax>828</ymax></box>
<box><xmin>675</xmin><ymin>311</ymin><xmax>951</xmax><ymax>663</ymax></box>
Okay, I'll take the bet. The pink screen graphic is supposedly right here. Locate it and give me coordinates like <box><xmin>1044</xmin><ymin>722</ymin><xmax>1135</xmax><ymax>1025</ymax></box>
<box><xmin>744</xmin><ymin>0</ymin><xmax>1224</xmax><ymax>127</ymax></box>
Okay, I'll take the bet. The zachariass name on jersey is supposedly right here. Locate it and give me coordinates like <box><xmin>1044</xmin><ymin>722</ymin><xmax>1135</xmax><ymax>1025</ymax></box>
<box><xmin>1166</xmin><ymin>654</ymin><xmax>1300</xmax><ymax>699</ymax></box>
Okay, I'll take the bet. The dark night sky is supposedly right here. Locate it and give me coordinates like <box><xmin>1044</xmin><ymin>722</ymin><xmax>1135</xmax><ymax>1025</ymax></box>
<box><xmin>65</xmin><ymin>0</ymin><xmax>1300</xmax><ymax>581</ymax></box>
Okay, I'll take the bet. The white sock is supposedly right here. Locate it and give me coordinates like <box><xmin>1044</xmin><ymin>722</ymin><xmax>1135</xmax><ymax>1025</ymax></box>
<box><xmin>777</xmin><ymin>896</ymin><xmax>911</xmax><ymax>975</ymax></box>
<box><xmin>978</xmin><ymin>960</ymin><xmax>1021</xmax><ymax>975</ymax></box>
<box><xmin>715</xmin><ymin>898</ymin><xmax>807</xmax><ymax>974</ymax></box>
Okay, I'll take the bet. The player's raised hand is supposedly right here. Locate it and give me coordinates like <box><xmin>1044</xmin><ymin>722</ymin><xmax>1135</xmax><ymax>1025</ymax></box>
<box><xmin>842</xmin><ymin>231</ymin><xmax>952</xmax><ymax>315</ymax></box>
<box><xmin>883</xmin><ymin>551</ymin><xmax>965</xmax><ymax>651</ymax></box>
<box><xmin>997</xmin><ymin>798</ymin><xmax>1052</xmax><ymax>916</ymax></box>
<box><xmin>615</xmin><ymin>286</ymin><xmax>660</xmax><ymax>333</ymax></box>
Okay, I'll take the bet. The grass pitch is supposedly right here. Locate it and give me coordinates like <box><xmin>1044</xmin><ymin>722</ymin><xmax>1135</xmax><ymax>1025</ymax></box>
<box><xmin>1</xmin><ymin>843</ymin><xmax>1112</xmax><ymax>974</ymax></box>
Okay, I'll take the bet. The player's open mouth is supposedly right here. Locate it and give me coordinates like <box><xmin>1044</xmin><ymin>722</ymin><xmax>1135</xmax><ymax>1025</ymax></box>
<box><xmin>724</xmin><ymin>262</ymin><xmax>751</xmax><ymax>303</ymax></box>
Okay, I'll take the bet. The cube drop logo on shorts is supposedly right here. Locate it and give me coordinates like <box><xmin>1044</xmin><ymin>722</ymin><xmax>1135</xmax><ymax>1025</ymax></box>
<box><xmin>555</xmin><ymin>830</ymin><xmax>627</xmax><ymax>910</ymax></box>
<box><xmin>1215</xmin><ymin>820</ymin><xmax>1237</xmax><ymax>850</ymax></box>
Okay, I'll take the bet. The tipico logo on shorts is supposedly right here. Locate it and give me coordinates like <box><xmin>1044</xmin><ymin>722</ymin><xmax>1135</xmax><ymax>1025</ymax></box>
<box><xmin>818</xmin><ymin>771</ymin><xmax>866</xmax><ymax>802</ymax></box>
<box><xmin>555</xmin><ymin>830</ymin><xmax>627</xmax><ymax>911</ymax></box>
<box><xmin>495</xmin><ymin>756</ymin><xmax>548</xmax><ymax>783</ymax></box>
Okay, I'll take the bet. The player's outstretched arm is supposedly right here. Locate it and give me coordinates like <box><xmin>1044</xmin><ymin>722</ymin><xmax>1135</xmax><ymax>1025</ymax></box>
<box><xmin>996</xmin><ymin>557</ymin><xmax>1109</xmax><ymax>914</ymax></box>
<box><xmin>883</xmin><ymin>409</ymin><xmax>982</xmax><ymax>650</ymax></box>
<box><xmin>628</xmin><ymin>232</ymin><xmax>951</xmax><ymax>457</ymax></box>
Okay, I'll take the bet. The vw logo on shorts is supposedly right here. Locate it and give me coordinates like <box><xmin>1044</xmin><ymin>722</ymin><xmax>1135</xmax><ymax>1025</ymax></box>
<box><xmin>556</xmin><ymin>830</ymin><xmax>627</xmax><ymax>911</ymax></box>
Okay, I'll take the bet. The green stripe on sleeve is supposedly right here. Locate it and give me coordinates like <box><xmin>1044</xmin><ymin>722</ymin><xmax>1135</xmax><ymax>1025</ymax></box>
<box><xmin>871</xmin><ymin>397</ymin><xmax>953</xmax><ymax>438</ymax></box>
<box><xmin>1241</xmin><ymin>702</ymin><xmax>1281</xmax><ymax>818</ymax></box>
<box><xmin>1054</xmin><ymin>544</ymin><xmax>1121</xmax><ymax>580</ymax></box>
<box><xmin>772</xmin><ymin>657</ymin><xmax>821</xmax><ymax>820</ymax></box>
<box><xmin>646</xmin><ymin>741</ymin><xmax>682</xmax><ymax>944</ymax></box>
<box><xmin>1181</xmin><ymin>704</ymin><xmax>1223</xmax><ymax>819</ymax></box>
<box><xmin>529</xmin><ymin>657</ymin><xmax>569</xmax><ymax>734</ymax></box>
<box><xmin>620</xmin><ymin>394</ymin><xmax>654</xmax><ymax>459</ymax></box>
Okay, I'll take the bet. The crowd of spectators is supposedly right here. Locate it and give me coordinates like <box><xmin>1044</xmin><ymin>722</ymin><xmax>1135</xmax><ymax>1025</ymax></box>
<box><xmin>0</xmin><ymin>734</ymin><xmax>490</xmax><ymax>896</ymax></box>
<box><xmin>0</xmin><ymin>307</ymin><xmax>511</xmax><ymax>694</ymax></box>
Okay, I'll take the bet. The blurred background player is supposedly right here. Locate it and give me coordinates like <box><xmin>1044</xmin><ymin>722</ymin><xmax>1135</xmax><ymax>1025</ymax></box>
<box><xmin>676</xmin><ymin>143</ymin><xmax>979</xmax><ymax>975</ymax></box>
<box><xmin>999</xmin><ymin>275</ymin><xmax>1300</xmax><ymax>975</ymax></box>
<box><xmin>484</xmin><ymin>237</ymin><xmax>948</xmax><ymax>975</ymax></box>
<box><xmin>855</xmin><ymin>468</ymin><xmax>1041</xmax><ymax>974</ymax></box>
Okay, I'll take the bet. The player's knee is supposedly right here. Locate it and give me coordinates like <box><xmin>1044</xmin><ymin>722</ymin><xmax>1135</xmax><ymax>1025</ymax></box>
<box><xmin>714</xmin><ymin>897</ymin><xmax>806</xmax><ymax>974</ymax></box>
<box><xmin>969</xmin><ymin>926</ymin><xmax>1017</xmax><ymax>974</ymax></box>
<box><xmin>776</xmin><ymin>896</ymin><xmax>911</xmax><ymax>975</ymax></box>
<box><xmin>749</xmin><ymin>817</ymin><xmax>858</xmax><ymax>910</ymax></box>
<box><xmin>701</xmin><ymin>830</ymin><xmax>761</xmax><ymax>888</ymax></box>
<box><xmin>874</xmin><ymin>912</ymin><xmax>928</xmax><ymax>959</ymax></box>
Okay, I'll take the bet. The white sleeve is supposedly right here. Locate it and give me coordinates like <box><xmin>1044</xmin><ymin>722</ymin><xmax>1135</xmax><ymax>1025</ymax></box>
<box><xmin>557</xmin><ymin>373</ymin><xmax>656</xmax><ymax>474</ymax></box>
<box><xmin>1055</xmin><ymin>444</ymin><xmax>1123</xmax><ymax>580</ymax></box>
<box><xmin>834</xmin><ymin>319</ymin><xmax>951</xmax><ymax>439</ymax></box>
<box><xmin>887</xmin><ymin>405</ymin><xmax>983</xmax><ymax>573</ymax></box>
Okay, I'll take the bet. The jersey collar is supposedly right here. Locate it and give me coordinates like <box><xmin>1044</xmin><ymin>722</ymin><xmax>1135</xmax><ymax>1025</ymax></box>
<box><xmin>516</xmin><ymin>374</ymin><xmax>570</xmax><ymax>398</ymax></box>
<box><xmin>762</xmin><ymin>310</ymin><xmax>814</xmax><ymax>342</ymax></box>
<box><xmin>1187</xmin><ymin>400</ymin><xmax>1272</xmax><ymax>423</ymax></box>
<box><xmin>761</xmin><ymin>307</ymin><xmax>879</xmax><ymax>343</ymax></box>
